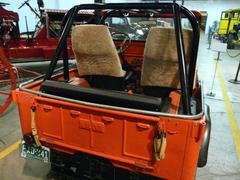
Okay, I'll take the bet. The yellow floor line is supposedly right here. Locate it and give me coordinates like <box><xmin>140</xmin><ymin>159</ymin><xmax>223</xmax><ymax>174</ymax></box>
<box><xmin>217</xmin><ymin>63</ymin><xmax>240</xmax><ymax>160</ymax></box>
<box><xmin>0</xmin><ymin>140</ymin><xmax>21</xmax><ymax>160</ymax></box>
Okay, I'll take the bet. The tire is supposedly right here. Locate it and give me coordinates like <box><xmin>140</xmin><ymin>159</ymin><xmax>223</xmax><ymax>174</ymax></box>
<box><xmin>227</xmin><ymin>33</ymin><xmax>236</xmax><ymax>49</ymax></box>
<box><xmin>197</xmin><ymin>104</ymin><xmax>211</xmax><ymax>167</ymax></box>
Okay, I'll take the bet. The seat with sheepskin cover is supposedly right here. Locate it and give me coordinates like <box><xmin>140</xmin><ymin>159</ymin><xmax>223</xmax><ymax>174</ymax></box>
<box><xmin>71</xmin><ymin>25</ymin><xmax>125</xmax><ymax>90</ymax></box>
<box><xmin>141</xmin><ymin>27</ymin><xmax>193</xmax><ymax>98</ymax></box>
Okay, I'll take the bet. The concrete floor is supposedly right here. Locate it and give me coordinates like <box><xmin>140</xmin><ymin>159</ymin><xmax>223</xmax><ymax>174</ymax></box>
<box><xmin>196</xmin><ymin>36</ymin><xmax>240</xmax><ymax>180</ymax></box>
<box><xmin>0</xmin><ymin>33</ymin><xmax>240</xmax><ymax>179</ymax></box>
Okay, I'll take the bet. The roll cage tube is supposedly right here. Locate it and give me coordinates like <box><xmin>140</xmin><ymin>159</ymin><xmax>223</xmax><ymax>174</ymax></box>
<box><xmin>181</xmin><ymin>6</ymin><xmax>200</xmax><ymax>98</ymax></box>
<box><xmin>45</xmin><ymin>6</ymin><xmax>78</xmax><ymax>82</ymax></box>
<box><xmin>173</xmin><ymin>3</ymin><xmax>190</xmax><ymax>114</ymax></box>
<box><xmin>44</xmin><ymin>2</ymin><xmax>200</xmax><ymax>115</ymax></box>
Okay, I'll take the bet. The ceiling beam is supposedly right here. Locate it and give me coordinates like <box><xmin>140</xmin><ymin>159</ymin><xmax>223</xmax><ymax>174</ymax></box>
<box><xmin>94</xmin><ymin>0</ymin><xmax>105</xmax><ymax>3</ymax></box>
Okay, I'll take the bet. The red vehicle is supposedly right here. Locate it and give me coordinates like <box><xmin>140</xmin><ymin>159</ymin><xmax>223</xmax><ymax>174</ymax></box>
<box><xmin>12</xmin><ymin>2</ymin><xmax>211</xmax><ymax>180</ymax></box>
<box><xmin>0</xmin><ymin>1</ymin><xmax>92</xmax><ymax>62</ymax></box>
<box><xmin>0</xmin><ymin>1</ymin><xmax>92</xmax><ymax>114</ymax></box>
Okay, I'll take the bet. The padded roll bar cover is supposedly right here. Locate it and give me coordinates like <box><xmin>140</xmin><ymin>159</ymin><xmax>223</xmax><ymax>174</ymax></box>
<box><xmin>71</xmin><ymin>25</ymin><xmax>124</xmax><ymax>77</ymax></box>
<box><xmin>141</xmin><ymin>28</ymin><xmax>193</xmax><ymax>89</ymax></box>
<box><xmin>40</xmin><ymin>80</ymin><xmax>163</xmax><ymax>112</ymax></box>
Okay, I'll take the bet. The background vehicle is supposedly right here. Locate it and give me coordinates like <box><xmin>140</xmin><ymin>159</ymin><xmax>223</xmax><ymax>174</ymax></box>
<box><xmin>12</xmin><ymin>2</ymin><xmax>211</xmax><ymax>180</ymax></box>
<box><xmin>227</xmin><ymin>23</ymin><xmax>240</xmax><ymax>49</ymax></box>
<box><xmin>0</xmin><ymin>1</ymin><xmax>91</xmax><ymax>114</ymax></box>
<box><xmin>0</xmin><ymin>2</ymin><xmax>20</xmax><ymax>48</ymax></box>
<box><xmin>218</xmin><ymin>8</ymin><xmax>240</xmax><ymax>43</ymax></box>
<box><xmin>0</xmin><ymin>1</ymin><xmax>91</xmax><ymax>62</ymax></box>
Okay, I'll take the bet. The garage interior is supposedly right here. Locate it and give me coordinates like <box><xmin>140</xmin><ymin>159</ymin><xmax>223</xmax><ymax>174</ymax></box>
<box><xmin>0</xmin><ymin>0</ymin><xmax>240</xmax><ymax>180</ymax></box>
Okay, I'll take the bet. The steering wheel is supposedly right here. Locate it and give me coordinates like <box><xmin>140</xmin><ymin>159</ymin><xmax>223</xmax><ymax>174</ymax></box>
<box><xmin>110</xmin><ymin>28</ymin><xmax>135</xmax><ymax>89</ymax></box>
<box><xmin>110</xmin><ymin>30</ymin><xmax>131</xmax><ymax>54</ymax></box>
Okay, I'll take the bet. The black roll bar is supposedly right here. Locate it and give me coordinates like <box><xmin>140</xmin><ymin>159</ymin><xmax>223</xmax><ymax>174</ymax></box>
<box><xmin>62</xmin><ymin>41</ymin><xmax>69</xmax><ymax>81</ymax></box>
<box><xmin>173</xmin><ymin>3</ymin><xmax>190</xmax><ymax>115</ymax></box>
<box><xmin>44</xmin><ymin>6</ymin><xmax>78</xmax><ymax>81</ymax></box>
<box><xmin>181</xmin><ymin>6</ymin><xmax>200</xmax><ymax>97</ymax></box>
<box><xmin>44</xmin><ymin>2</ymin><xmax>200</xmax><ymax>115</ymax></box>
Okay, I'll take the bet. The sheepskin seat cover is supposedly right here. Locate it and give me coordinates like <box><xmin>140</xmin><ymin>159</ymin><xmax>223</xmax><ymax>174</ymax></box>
<box><xmin>72</xmin><ymin>25</ymin><xmax>124</xmax><ymax>77</ymax></box>
<box><xmin>141</xmin><ymin>28</ymin><xmax>192</xmax><ymax>89</ymax></box>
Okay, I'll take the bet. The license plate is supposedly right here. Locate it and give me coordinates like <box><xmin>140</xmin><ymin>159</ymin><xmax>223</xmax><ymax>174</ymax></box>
<box><xmin>20</xmin><ymin>141</ymin><xmax>50</xmax><ymax>163</ymax></box>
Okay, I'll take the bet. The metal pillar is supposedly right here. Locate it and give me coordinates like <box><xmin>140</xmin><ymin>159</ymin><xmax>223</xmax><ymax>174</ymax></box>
<box><xmin>206</xmin><ymin>55</ymin><xmax>221</xmax><ymax>97</ymax></box>
<box><xmin>214</xmin><ymin>51</ymin><xmax>221</xmax><ymax>61</ymax></box>
<box><xmin>229</xmin><ymin>60</ymin><xmax>240</xmax><ymax>84</ymax></box>
<box><xmin>94</xmin><ymin>0</ymin><xmax>105</xmax><ymax>23</ymax></box>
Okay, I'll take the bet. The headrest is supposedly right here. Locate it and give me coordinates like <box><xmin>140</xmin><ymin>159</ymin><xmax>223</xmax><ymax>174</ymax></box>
<box><xmin>141</xmin><ymin>27</ymin><xmax>192</xmax><ymax>88</ymax></box>
<box><xmin>72</xmin><ymin>25</ymin><xmax>124</xmax><ymax>77</ymax></box>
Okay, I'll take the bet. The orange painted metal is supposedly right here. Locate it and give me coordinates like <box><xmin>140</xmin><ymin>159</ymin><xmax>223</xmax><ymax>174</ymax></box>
<box><xmin>12</xmin><ymin>77</ymin><xmax>206</xmax><ymax>180</ymax></box>
<box><xmin>11</xmin><ymin>7</ymin><xmax>205</xmax><ymax>177</ymax></box>
<box><xmin>169</xmin><ymin>91</ymin><xmax>181</xmax><ymax>114</ymax></box>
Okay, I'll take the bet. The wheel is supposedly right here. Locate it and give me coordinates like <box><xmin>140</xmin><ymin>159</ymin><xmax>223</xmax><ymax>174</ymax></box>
<box><xmin>110</xmin><ymin>30</ymin><xmax>132</xmax><ymax>54</ymax></box>
<box><xmin>227</xmin><ymin>33</ymin><xmax>235</xmax><ymax>49</ymax></box>
<box><xmin>111</xmin><ymin>30</ymin><xmax>132</xmax><ymax>69</ymax></box>
<box><xmin>198</xmin><ymin>104</ymin><xmax>211</xmax><ymax>167</ymax></box>
<box><xmin>0</xmin><ymin>48</ymin><xmax>16</xmax><ymax>114</ymax></box>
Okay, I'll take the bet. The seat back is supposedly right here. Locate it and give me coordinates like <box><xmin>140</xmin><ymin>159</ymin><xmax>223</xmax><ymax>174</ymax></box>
<box><xmin>141</xmin><ymin>27</ymin><xmax>192</xmax><ymax>97</ymax></box>
<box><xmin>71</xmin><ymin>25</ymin><xmax>124</xmax><ymax>90</ymax></box>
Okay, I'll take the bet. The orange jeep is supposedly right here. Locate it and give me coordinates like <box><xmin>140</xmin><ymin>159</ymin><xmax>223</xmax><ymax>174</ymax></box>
<box><xmin>13</xmin><ymin>2</ymin><xmax>211</xmax><ymax>180</ymax></box>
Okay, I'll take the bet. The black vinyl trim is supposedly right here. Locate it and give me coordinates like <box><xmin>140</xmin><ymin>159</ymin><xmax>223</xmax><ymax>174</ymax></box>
<box><xmin>40</xmin><ymin>80</ymin><xmax>164</xmax><ymax>112</ymax></box>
